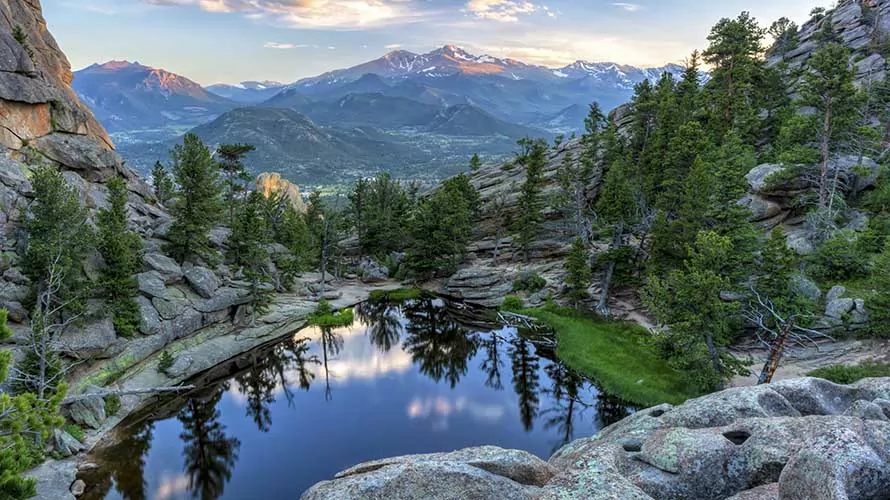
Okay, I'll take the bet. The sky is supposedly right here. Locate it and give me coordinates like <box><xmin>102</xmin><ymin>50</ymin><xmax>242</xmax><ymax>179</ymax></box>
<box><xmin>43</xmin><ymin>0</ymin><xmax>836</xmax><ymax>86</ymax></box>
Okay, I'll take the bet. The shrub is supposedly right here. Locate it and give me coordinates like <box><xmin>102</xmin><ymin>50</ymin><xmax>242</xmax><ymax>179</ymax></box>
<box><xmin>807</xmin><ymin>361</ymin><xmax>890</xmax><ymax>384</ymax></box>
<box><xmin>157</xmin><ymin>351</ymin><xmax>175</xmax><ymax>373</ymax></box>
<box><xmin>807</xmin><ymin>231</ymin><xmax>871</xmax><ymax>282</ymax></box>
<box><xmin>308</xmin><ymin>299</ymin><xmax>355</xmax><ymax>327</ymax></box>
<box><xmin>104</xmin><ymin>395</ymin><xmax>121</xmax><ymax>416</ymax></box>
<box><xmin>512</xmin><ymin>272</ymin><xmax>547</xmax><ymax>293</ymax></box>
<box><xmin>64</xmin><ymin>424</ymin><xmax>85</xmax><ymax>442</ymax></box>
<box><xmin>501</xmin><ymin>295</ymin><xmax>525</xmax><ymax>312</ymax></box>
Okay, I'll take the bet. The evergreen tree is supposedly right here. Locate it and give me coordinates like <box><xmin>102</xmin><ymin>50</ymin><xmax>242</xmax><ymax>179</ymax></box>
<box><xmin>799</xmin><ymin>26</ymin><xmax>858</xmax><ymax>210</ymax></box>
<box><xmin>166</xmin><ymin>133</ymin><xmax>223</xmax><ymax>263</ymax></box>
<box><xmin>643</xmin><ymin>231</ymin><xmax>747</xmax><ymax>391</ymax></box>
<box><xmin>23</xmin><ymin>165</ymin><xmax>93</xmax><ymax>318</ymax></box>
<box><xmin>702</xmin><ymin>11</ymin><xmax>766</xmax><ymax>141</ymax></box>
<box><xmin>406</xmin><ymin>175</ymin><xmax>479</xmax><ymax>276</ymax></box>
<box><xmin>347</xmin><ymin>177</ymin><xmax>369</xmax><ymax>247</ymax></box>
<box><xmin>216</xmin><ymin>143</ymin><xmax>256</xmax><ymax>225</ymax></box>
<box><xmin>469</xmin><ymin>153</ymin><xmax>482</xmax><ymax>172</ymax></box>
<box><xmin>0</xmin><ymin>309</ymin><xmax>65</xmax><ymax>500</ymax></box>
<box><xmin>353</xmin><ymin>174</ymin><xmax>410</xmax><ymax>257</ymax></box>
<box><xmin>867</xmin><ymin>243</ymin><xmax>890</xmax><ymax>337</ymax></box>
<box><xmin>228</xmin><ymin>192</ymin><xmax>272</xmax><ymax>321</ymax></box>
<box><xmin>513</xmin><ymin>138</ymin><xmax>548</xmax><ymax>262</ymax></box>
<box><xmin>97</xmin><ymin>178</ymin><xmax>144</xmax><ymax>338</ymax></box>
<box><xmin>151</xmin><ymin>161</ymin><xmax>174</xmax><ymax>205</ymax></box>
<box><xmin>565</xmin><ymin>238</ymin><xmax>591</xmax><ymax>307</ymax></box>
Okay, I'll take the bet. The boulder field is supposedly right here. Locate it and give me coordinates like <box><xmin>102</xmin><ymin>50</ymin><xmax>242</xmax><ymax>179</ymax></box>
<box><xmin>302</xmin><ymin>377</ymin><xmax>890</xmax><ymax>500</ymax></box>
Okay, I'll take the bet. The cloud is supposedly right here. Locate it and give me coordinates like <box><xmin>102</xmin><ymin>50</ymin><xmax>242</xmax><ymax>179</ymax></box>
<box><xmin>384</xmin><ymin>43</ymin><xmax>402</xmax><ymax>49</ymax></box>
<box><xmin>611</xmin><ymin>2</ymin><xmax>642</xmax><ymax>12</ymax></box>
<box><xmin>464</xmin><ymin>0</ymin><xmax>540</xmax><ymax>23</ymax></box>
<box><xmin>141</xmin><ymin>0</ymin><xmax>419</xmax><ymax>29</ymax></box>
<box><xmin>264</xmin><ymin>42</ymin><xmax>306</xmax><ymax>49</ymax></box>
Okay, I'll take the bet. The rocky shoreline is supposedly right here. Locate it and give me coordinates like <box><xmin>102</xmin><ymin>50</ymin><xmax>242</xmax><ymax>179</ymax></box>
<box><xmin>27</xmin><ymin>277</ymin><xmax>399</xmax><ymax>499</ymax></box>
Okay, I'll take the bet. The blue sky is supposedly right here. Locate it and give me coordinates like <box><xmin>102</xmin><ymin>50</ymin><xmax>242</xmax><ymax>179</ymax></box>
<box><xmin>43</xmin><ymin>0</ymin><xmax>834</xmax><ymax>85</ymax></box>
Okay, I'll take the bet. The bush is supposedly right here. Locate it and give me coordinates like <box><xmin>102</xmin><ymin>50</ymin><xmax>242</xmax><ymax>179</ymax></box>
<box><xmin>501</xmin><ymin>296</ymin><xmax>525</xmax><ymax>312</ymax></box>
<box><xmin>807</xmin><ymin>361</ymin><xmax>890</xmax><ymax>384</ymax></box>
<box><xmin>512</xmin><ymin>272</ymin><xmax>547</xmax><ymax>293</ymax></box>
<box><xmin>64</xmin><ymin>424</ymin><xmax>85</xmax><ymax>442</ymax></box>
<box><xmin>157</xmin><ymin>351</ymin><xmax>175</xmax><ymax>373</ymax></box>
<box><xmin>807</xmin><ymin>231</ymin><xmax>871</xmax><ymax>282</ymax></box>
<box><xmin>104</xmin><ymin>395</ymin><xmax>121</xmax><ymax>416</ymax></box>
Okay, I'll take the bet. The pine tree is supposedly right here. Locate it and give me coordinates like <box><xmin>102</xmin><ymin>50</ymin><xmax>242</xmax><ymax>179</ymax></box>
<box><xmin>406</xmin><ymin>175</ymin><xmax>478</xmax><ymax>276</ymax></box>
<box><xmin>354</xmin><ymin>174</ymin><xmax>410</xmax><ymax>257</ymax></box>
<box><xmin>97</xmin><ymin>178</ymin><xmax>144</xmax><ymax>338</ymax></box>
<box><xmin>216</xmin><ymin>143</ymin><xmax>256</xmax><ymax>225</ymax></box>
<box><xmin>702</xmin><ymin>11</ymin><xmax>766</xmax><ymax>141</ymax></box>
<box><xmin>23</xmin><ymin>165</ymin><xmax>94</xmax><ymax>318</ymax></box>
<box><xmin>513</xmin><ymin>138</ymin><xmax>548</xmax><ymax>262</ymax></box>
<box><xmin>151</xmin><ymin>161</ymin><xmax>174</xmax><ymax>205</ymax></box>
<box><xmin>799</xmin><ymin>25</ymin><xmax>858</xmax><ymax>210</ymax></box>
<box><xmin>166</xmin><ymin>133</ymin><xmax>223</xmax><ymax>263</ymax></box>
<box><xmin>228</xmin><ymin>192</ymin><xmax>272</xmax><ymax>321</ymax></box>
<box><xmin>469</xmin><ymin>153</ymin><xmax>482</xmax><ymax>172</ymax></box>
<box><xmin>643</xmin><ymin>231</ymin><xmax>747</xmax><ymax>391</ymax></box>
<box><xmin>1</xmin><ymin>309</ymin><xmax>65</xmax><ymax>500</ymax></box>
<box><xmin>565</xmin><ymin>238</ymin><xmax>591</xmax><ymax>307</ymax></box>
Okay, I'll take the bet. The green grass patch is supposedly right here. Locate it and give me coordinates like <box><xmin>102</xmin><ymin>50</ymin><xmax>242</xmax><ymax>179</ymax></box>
<box><xmin>807</xmin><ymin>361</ymin><xmax>890</xmax><ymax>384</ymax></box>
<box><xmin>309</xmin><ymin>308</ymin><xmax>355</xmax><ymax>328</ymax></box>
<box><xmin>527</xmin><ymin>309</ymin><xmax>702</xmax><ymax>406</ymax></box>
<box><xmin>369</xmin><ymin>288</ymin><xmax>424</xmax><ymax>302</ymax></box>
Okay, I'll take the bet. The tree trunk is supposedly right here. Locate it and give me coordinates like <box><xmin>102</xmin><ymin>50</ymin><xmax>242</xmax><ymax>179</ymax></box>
<box><xmin>757</xmin><ymin>319</ymin><xmax>795</xmax><ymax>385</ymax></box>
<box><xmin>596</xmin><ymin>224</ymin><xmax>623</xmax><ymax>318</ymax></box>
<box><xmin>819</xmin><ymin>104</ymin><xmax>832</xmax><ymax>209</ymax></box>
<box><xmin>704</xmin><ymin>333</ymin><xmax>724</xmax><ymax>389</ymax></box>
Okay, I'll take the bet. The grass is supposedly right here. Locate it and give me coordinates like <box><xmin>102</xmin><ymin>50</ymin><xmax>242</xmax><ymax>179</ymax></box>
<box><xmin>807</xmin><ymin>361</ymin><xmax>890</xmax><ymax>384</ymax></box>
<box><xmin>104</xmin><ymin>395</ymin><xmax>121</xmax><ymax>416</ymax></box>
<box><xmin>369</xmin><ymin>288</ymin><xmax>424</xmax><ymax>302</ymax></box>
<box><xmin>309</xmin><ymin>308</ymin><xmax>355</xmax><ymax>328</ymax></box>
<box><xmin>526</xmin><ymin>309</ymin><xmax>702</xmax><ymax>407</ymax></box>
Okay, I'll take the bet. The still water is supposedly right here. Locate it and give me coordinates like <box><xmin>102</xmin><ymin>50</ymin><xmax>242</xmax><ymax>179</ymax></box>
<box><xmin>82</xmin><ymin>295</ymin><xmax>630</xmax><ymax>499</ymax></box>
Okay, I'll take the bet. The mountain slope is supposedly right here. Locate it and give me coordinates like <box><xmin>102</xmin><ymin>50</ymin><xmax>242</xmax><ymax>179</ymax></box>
<box><xmin>72</xmin><ymin>61</ymin><xmax>237</xmax><ymax>134</ymax></box>
<box><xmin>118</xmin><ymin>107</ymin><xmax>428</xmax><ymax>184</ymax></box>
<box><xmin>426</xmin><ymin>105</ymin><xmax>543</xmax><ymax>137</ymax></box>
<box><xmin>205</xmin><ymin>80</ymin><xmax>285</xmax><ymax>103</ymax></box>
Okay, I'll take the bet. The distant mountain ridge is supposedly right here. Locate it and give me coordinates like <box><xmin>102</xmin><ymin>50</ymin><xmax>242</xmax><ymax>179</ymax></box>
<box><xmin>72</xmin><ymin>60</ymin><xmax>237</xmax><ymax>135</ymax></box>
<box><xmin>292</xmin><ymin>45</ymin><xmax>683</xmax><ymax>89</ymax></box>
<box><xmin>206</xmin><ymin>80</ymin><xmax>286</xmax><ymax>103</ymax></box>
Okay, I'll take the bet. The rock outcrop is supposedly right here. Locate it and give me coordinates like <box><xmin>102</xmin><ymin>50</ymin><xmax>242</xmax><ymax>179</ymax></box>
<box><xmin>302</xmin><ymin>377</ymin><xmax>890</xmax><ymax>500</ymax></box>
<box><xmin>767</xmin><ymin>0</ymin><xmax>890</xmax><ymax>87</ymax></box>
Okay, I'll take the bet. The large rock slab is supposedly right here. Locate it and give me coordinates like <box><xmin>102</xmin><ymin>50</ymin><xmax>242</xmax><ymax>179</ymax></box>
<box><xmin>301</xmin><ymin>446</ymin><xmax>551</xmax><ymax>500</ymax></box>
<box><xmin>184</xmin><ymin>266</ymin><xmax>220</xmax><ymax>299</ymax></box>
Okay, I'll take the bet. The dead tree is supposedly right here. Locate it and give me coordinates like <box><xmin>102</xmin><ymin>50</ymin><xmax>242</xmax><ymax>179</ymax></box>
<box><xmin>743</xmin><ymin>287</ymin><xmax>835</xmax><ymax>384</ymax></box>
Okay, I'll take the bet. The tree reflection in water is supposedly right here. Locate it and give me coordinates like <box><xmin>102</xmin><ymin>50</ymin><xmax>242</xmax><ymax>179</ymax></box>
<box><xmin>82</xmin><ymin>295</ymin><xmax>637</xmax><ymax>500</ymax></box>
<box><xmin>234</xmin><ymin>337</ymin><xmax>319</xmax><ymax>432</ymax></box>
<box><xmin>509</xmin><ymin>337</ymin><xmax>541</xmax><ymax>431</ymax></box>
<box><xmin>356</xmin><ymin>299</ymin><xmax>403</xmax><ymax>352</ymax></box>
<box><xmin>401</xmin><ymin>296</ymin><xmax>480</xmax><ymax>388</ymax></box>
<box><xmin>178</xmin><ymin>386</ymin><xmax>241</xmax><ymax>500</ymax></box>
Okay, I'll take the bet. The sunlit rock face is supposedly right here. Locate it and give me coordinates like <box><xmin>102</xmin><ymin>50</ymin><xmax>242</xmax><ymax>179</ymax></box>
<box><xmin>256</xmin><ymin>172</ymin><xmax>306</xmax><ymax>213</ymax></box>
<box><xmin>0</xmin><ymin>0</ymin><xmax>113</xmax><ymax>152</ymax></box>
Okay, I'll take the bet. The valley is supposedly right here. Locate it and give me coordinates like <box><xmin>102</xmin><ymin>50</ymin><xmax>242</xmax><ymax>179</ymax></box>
<box><xmin>73</xmin><ymin>46</ymin><xmax>683</xmax><ymax>185</ymax></box>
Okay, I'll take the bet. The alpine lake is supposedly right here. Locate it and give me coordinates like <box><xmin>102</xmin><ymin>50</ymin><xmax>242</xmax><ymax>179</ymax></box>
<box><xmin>78</xmin><ymin>293</ymin><xmax>632</xmax><ymax>499</ymax></box>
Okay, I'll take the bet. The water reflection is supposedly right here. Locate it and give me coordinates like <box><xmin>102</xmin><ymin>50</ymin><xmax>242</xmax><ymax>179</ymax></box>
<box><xmin>178</xmin><ymin>388</ymin><xmax>241</xmax><ymax>500</ymax></box>
<box><xmin>83</xmin><ymin>294</ymin><xmax>633</xmax><ymax>499</ymax></box>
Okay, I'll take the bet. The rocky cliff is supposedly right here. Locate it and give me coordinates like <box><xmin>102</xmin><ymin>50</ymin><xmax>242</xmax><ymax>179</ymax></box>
<box><xmin>767</xmin><ymin>0</ymin><xmax>890</xmax><ymax>86</ymax></box>
<box><xmin>302</xmin><ymin>377</ymin><xmax>890</xmax><ymax>500</ymax></box>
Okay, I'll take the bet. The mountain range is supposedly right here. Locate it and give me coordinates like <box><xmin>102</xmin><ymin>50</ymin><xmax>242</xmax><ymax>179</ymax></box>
<box><xmin>75</xmin><ymin>46</ymin><xmax>686</xmax><ymax>184</ymax></box>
